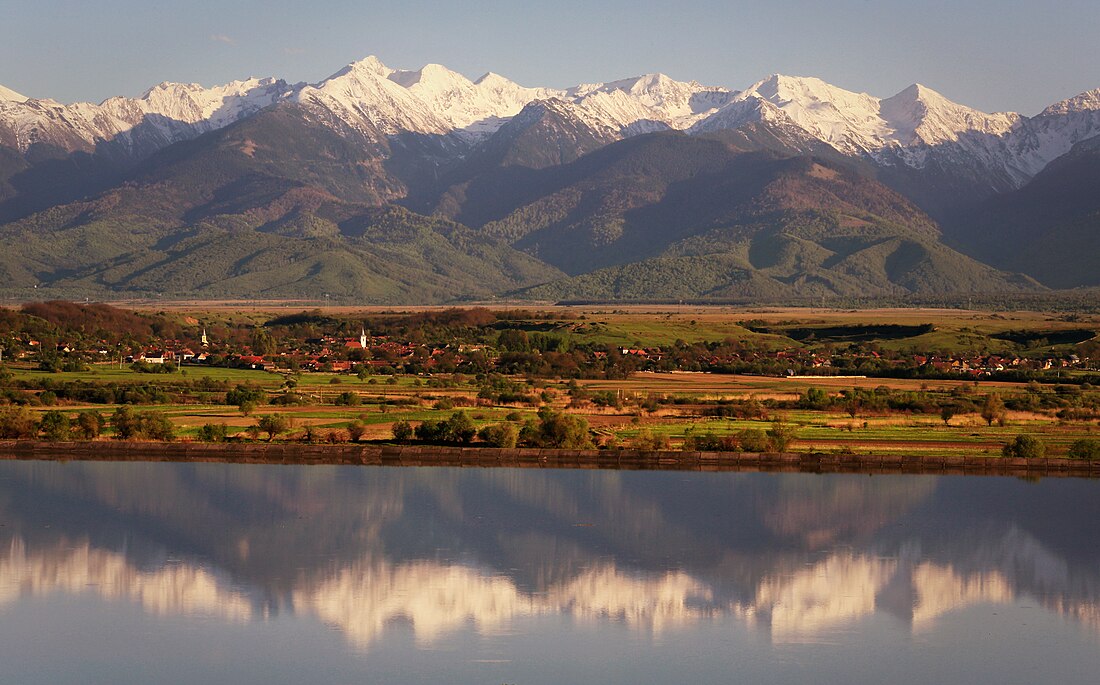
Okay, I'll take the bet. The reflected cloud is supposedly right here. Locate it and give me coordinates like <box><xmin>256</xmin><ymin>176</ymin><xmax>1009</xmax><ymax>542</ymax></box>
<box><xmin>293</xmin><ymin>558</ymin><xmax>712</xmax><ymax>649</ymax></box>
<box><xmin>3</xmin><ymin>523</ymin><xmax>1100</xmax><ymax>651</ymax></box>
<box><xmin>736</xmin><ymin>525</ymin><xmax>1097</xmax><ymax>641</ymax></box>
<box><xmin>0</xmin><ymin>538</ymin><xmax>252</xmax><ymax>622</ymax></box>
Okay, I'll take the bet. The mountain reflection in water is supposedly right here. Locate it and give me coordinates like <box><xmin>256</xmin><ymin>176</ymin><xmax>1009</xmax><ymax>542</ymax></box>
<box><xmin>1</xmin><ymin>461</ymin><xmax>1099</xmax><ymax>652</ymax></box>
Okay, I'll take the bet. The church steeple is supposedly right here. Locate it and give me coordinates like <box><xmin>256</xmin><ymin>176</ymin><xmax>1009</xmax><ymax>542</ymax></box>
<box><xmin>201</xmin><ymin>328</ymin><xmax>209</xmax><ymax>347</ymax></box>
<box><xmin>359</xmin><ymin>327</ymin><xmax>368</xmax><ymax>349</ymax></box>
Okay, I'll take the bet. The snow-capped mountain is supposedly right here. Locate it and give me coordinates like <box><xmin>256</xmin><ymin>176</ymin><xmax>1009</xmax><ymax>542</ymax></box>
<box><xmin>0</xmin><ymin>56</ymin><xmax>738</xmax><ymax>161</ymax></box>
<box><xmin>0</xmin><ymin>77</ymin><xmax>291</xmax><ymax>157</ymax></box>
<box><xmin>685</xmin><ymin>73</ymin><xmax>1100</xmax><ymax>195</ymax></box>
<box><xmin>1</xmin><ymin>55</ymin><xmax>1098</xmax><ymax>196</ymax></box>
<box><xmin>290</xmin><ymin>56</ymin><xmax>735</xmax><ymax>144</ymax></box>
<box><xmin>1006</xmin><ymin>88</ymin><xmax>1100</xmax><ymax>178</ymax></box>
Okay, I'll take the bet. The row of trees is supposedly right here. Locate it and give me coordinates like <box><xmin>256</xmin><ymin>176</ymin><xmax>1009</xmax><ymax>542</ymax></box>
<box><xmin>393</xmin><ymin>408</ymin><xmax>594</xmax><ymax>450</ymax></box>
<box><xmin>0</xmin><ymin>406</ymin><xmax>173</xmax><ymax>441</ymax></box>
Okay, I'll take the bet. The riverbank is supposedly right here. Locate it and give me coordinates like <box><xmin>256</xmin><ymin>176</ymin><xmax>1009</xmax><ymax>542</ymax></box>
<box><xmin>2</xmin><ymin>440</ymin><xmax>1098</xmax><ymax>478</ymax></box>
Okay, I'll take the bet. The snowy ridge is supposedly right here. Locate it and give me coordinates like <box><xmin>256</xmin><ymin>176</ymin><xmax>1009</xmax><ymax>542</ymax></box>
<box><xmin>687</xmin><ymin>74</ymin><xmax>1100</xmax><ymax>187</ymax></box>
<box><xmin>293</xmin><ymin>57</ymin><xmax>734</xmax><ymax>142</ymax></box>
<box><xmin>569</xmin><ymin>73</ymin><xmax>735</xmax><ymax>129</ymax></box>
<box><xmin>0</xmin><ymin>77</ymin><xmax>290</xmax><ymax>155</ymax></box>
<box><xmin>0</xmin><ymin>55</ymin><xmax>1097</xmax><ymax>189</ymax></box>
<box><xmin>1005</xmin><ymin>88</ymin><xmax>1100</xmax><ymax>178</ymax></box>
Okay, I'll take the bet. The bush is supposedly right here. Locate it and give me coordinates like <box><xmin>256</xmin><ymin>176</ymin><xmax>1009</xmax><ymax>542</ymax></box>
<box><xmin>138</xmin><ymin>411</ymin><xmax>175</xmax><ymax>441</ymax></box>
<box><xmin>111</xmin><ymin>406</ymin><xmax>175</xmax><ymax>441</ymax></box>
<box><xmin>347</xmin><ymin>420</ymin><xmax>367</xmax><ymax>443</ymax></box>
<box><xmin>414</xmin><ymin>411</ymin><xmax>477</xmax><ymax>444</ymax></box>
<box><xmin>478</xmin><ymin>422</ymin><xmax>519</xmax><ymax>448</ymax></box>
<box><xmin>197</xmin><ymin>423</ymin><xmax>230</xmax><ymax>443</ymax></box>
<box><xmin>522</xmin><ymin>409</ymin><xmax>593</xmax><ymax>449</ymax></box>
<box><xmin>391</xmin><ymin>420</ymin><xmax>413</xmax><ymax>442</ymax></box>
<box><xmin>271</xmin><ymin>392</ymin><xmax>308</xmax><ymax>406</ymax></box>
<box><xmin>737</xmin><ymin>428</ymin><xmax>769</xmax><ymax>453</ymax></box>
<box><xmin>73</xmin><ymin>411</ymin><xmax>104</xmax><ymax>440</ymax></box>
<box><xmin>682</xmin><ymin>431</ymin><xmax>739</xmax><ymax>452</ymax></box>
<box><xmin>0</xmin><ymin>406</ymin><xmax>38</xmax><ymax>439</ymax></box>
<box><xmin>631</xmin><ymin>429</ymin><xmax>670</xmax><ymax>450</ymax></box>
<box><xmin>334</xmin><ymin>391</ymin><xmax>361</xmax><ymax>406</ymax></box>
<box><xmin>226</xmin><ymin>384</ymin><xmax>265</xmax><ymax>407</ymax></box>
<box><xmin>38</xmin><ymin>410</ymin><xmax>71</xmax><ymax>441</ymax></box>
<box><xmin>110</xmin><ymin>406</ymin><xmax>138</xmax><ymax>439</ymax></box>
<box><xmin>1002</xmin><ymin>434</ymin><xmax>1045</xmax><ymax>459</ymax></box>
<box><xmin>1068</xmin><ymin>438</ymin><xmax>1100</xmax><ymax>461</ymax></box>
<box><xmin>767</xmin><ymin>420</ymin><xmax>797</xmax><ymax>452</ymax></box>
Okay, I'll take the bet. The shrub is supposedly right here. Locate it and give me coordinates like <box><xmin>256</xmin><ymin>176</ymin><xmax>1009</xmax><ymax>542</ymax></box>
<box><xmin>1002</xmin><ymin>434</ymin><xmax>1045</xmax><ymax>459</ymax></box>
<box><xmin>523</xmin><ymin>409</ymin><xmax>593</xmax><ymax>449</ymax></box>
<box><xmin>737</xmin><ymin>428</ymin><xmax>769</xmax><ymax>453</ymax></box>
<box><xmin>414</xmin><ymin>411</ymin><xmax>477</xmax><ymax>444</ymax></box>
<box><xmin>111</xmin><ymin>406</ymin><xmax>138</xmax><ymax>439</ymax></box>
<box><xmin>197</xmin><ymin>423</ymin><xmax>230</xmax><ymax>443</ymax></box>
<box><xmin>391</xmin><ymin>420</ymin><xmax>413</xmax><ymax>442</ymax></box>
<box><xmin>226</xmin><ymin>383</ymin><xmax>265</xmax><ymax>408</ymax></box>
<box><xmin>631</xmin><ymin>429</ymin><xmax>670</xmax><ymax>450</ymax></box>
<box><xmin>682</xmin><ymin>431</ymin><xmax>738</xmax><ymax>451</ymax></box>
<box><xmin>478</xmin><ymin>422</ymin><xmax>519</xmax><ymax>448</ymax></box>
<box><xmin>111</xmin><ymin>406</ymin><xmax>174</xmax><ymax>441</ymax></box>
<box><xmin>38</xmin><ymin>410</ymin><xmax>71</xmax><ymax>441</ymax></box>
<box><xmin>346</xmin><ymin>420</ymin><xmax>367</xmax><ymax>443</ymax></box>
<box><xmin>767</xmin><ymin>420</ymin><xmax>797</xmax><ymax>452</ymax></box>
<box><xmin>73</xmin><ymin>411</ymin><xmax>104</xmax><ymax>440</ymax></box>
<box><xmin>1068</xmin><ymin>438</ymin><xmax>1100</xmax><ymax>461</ymax></box>
<box><xmin>0</xmin><ymin>406</ymin><xmax>38</xmax><ymax>439</ymax></box>
<box><xmin>138</xmin><ymin>411</ymin><xmax>175</xmax><ymax>441</ymax></box>
<box><xmin>334</xmin><ymin>391</ymin><xmax>361</xmax><ymax>406</ymax></box>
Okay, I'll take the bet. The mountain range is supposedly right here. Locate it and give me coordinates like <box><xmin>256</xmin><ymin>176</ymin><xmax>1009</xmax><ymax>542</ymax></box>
<box><xmin>1</xmin><ymin>56</ymin><xmax>1097</xmax><ymax>302</ymax></box>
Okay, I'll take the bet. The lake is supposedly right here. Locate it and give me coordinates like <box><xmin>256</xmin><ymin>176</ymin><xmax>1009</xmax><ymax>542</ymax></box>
<box><xmin>1</xmin><ymin>460</ymin><xmax>1098</xmax><ymax>684</ymax></box>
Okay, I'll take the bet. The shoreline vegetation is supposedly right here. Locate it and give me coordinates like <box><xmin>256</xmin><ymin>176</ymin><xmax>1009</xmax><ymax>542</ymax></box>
<box><xmin>3</xmin><ymin>440</ymin><xmax>1099</xmax><ymax>478</ymax></box>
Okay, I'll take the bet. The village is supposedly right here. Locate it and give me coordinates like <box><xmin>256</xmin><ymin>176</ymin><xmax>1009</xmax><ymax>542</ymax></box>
<box><xmin>9</xmin><ymin>324</ymin><xmax>1094</xmax><ymax>381</ymax></box>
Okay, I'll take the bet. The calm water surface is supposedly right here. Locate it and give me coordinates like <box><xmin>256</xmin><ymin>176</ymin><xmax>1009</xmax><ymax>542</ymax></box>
<box><xmin>1</xmin><ymin>460</ymin><xmax>1099</xmax><ymax>684</ymax></box>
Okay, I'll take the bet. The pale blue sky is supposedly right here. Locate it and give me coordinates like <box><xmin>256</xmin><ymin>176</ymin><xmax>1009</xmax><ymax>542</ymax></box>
<box><xmin>2</xmin><ymin>0</ymin><xmax>1097</xmax><ymax>115</ymax></box>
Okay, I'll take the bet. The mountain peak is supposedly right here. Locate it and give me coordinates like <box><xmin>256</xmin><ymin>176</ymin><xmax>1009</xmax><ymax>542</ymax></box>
<box><xmin>389</xmin><ymin>62</ymin><xmax>471</xmax><ymax>90</ymax></box>
<box><xmin>747</xmin><ymin>74</ymin><xmax>872</xmax><ymax>103</ymax></box>
<box><xmin>1040</xmin><ymin>88</ymin><xmax>1100</xmax><ymax>116</ymax></box>
<box><xmin>886</xmin><ymin>83</ymin><xmax>953</xmax><ymax>108</ymax></box>
<box><xmin>0</xmin><ymin>83</ymin><xmax>28</xmax><ymax>103</ymax></box>
<box><xmin>344</xmin><ymin>55</ymin><xmax>393</xmax><ymax>78</ymax></box>
<box><xmin>474</xmin><ymin>72</ymin><xmax>511</xmax><ymax>87</ymax></box>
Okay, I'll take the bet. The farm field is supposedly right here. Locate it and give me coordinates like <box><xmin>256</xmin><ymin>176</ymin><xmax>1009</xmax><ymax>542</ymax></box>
<box><xmin>2</xmin><ymin>303</ymin><xmax>1099</xmax><ymax>460</ymax></box>
<box><xmin>4</xmin><ymin>362</ymin><xmax>1098</xmax><ymax>459</ymax></box>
